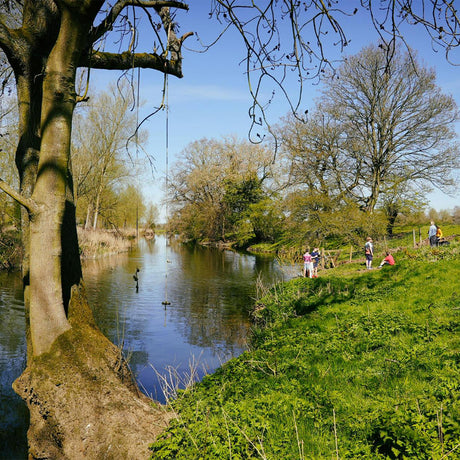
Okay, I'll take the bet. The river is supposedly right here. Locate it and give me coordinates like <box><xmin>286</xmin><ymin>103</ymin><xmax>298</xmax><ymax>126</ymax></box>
<box><xmin>0</xmin><ymin>235</ymin><xmax>295</xmax><ymax>459</ymax></box>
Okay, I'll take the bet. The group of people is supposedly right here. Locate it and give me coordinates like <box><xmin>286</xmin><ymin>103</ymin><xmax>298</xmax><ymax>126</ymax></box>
<box><xmin>302</xmin><ymin>248</ymin><xmax>320</xmax><ymax>278</ymax></box>
<box><xmin>428</xmin><ymin>221</ymin><xmax>443</xmax><ymax>247</ymax></box>
<box><xmin>303</xmin><ymin>236</ymin><xmax>395</xmax><ymax>277</ymax></box>
<box><xmin>364</xmin><ymin>237</ymin><xmax>395</xmax><ymax>270</ymax></box>
<box><xmin>303</xmin><ymin>221</ymin><xmax>446</xmax><ymax>277</ymax></box>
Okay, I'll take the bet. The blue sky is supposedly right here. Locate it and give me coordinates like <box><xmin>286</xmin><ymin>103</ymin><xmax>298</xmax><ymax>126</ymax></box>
<box><xmin>92</xmin><ymin>3</ymin><xmax>460</xmax><ymax>220</ymax></box>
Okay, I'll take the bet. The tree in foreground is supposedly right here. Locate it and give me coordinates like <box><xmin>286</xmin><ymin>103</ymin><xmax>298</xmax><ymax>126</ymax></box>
<box><xmin>0</xmin><ymin>1</ymin><xmax>191</xmax><ymax>457</ymax></box>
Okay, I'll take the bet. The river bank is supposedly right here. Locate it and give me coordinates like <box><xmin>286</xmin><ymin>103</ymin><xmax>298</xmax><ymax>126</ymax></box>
<box><xmin>1</xmin><ymin>236</ymin><xmax>287</xmax><ymax>458</ymax></box>
<box><xmin>0</xmin><ymin>227</ymin><xmax>138</xmax><ymax>270</ymax></box>
<box><xmin>77</xmin><ymin>227</ymin><xmax>136</xmax><ymax>259</ymax></box>
<box><xmin>150</xmin><ymin>241</ymin><xmax>460</xmax><ymax>459</ymax></box>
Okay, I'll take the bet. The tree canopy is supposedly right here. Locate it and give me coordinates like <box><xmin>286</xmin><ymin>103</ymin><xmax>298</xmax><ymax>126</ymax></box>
<box><xmin>276</xmin><ymin>44</ymin><xmax>459</xmax><ymax>240</ymax></box>
<box><xmin>167</xmin><ymin>137</ymin><xmax>275</xmax><ymax>244</ymax></box>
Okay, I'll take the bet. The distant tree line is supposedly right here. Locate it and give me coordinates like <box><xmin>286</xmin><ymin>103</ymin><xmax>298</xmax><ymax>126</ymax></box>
<box><xmin>0</xmin><ymin>80</ymin><xmax>159</xmax><ymax>234</ymax></box>
<box><xmin>166</xmin><ymin>45</ymin><xmax>459</xmax><ymax>248</ymax></box>
<box><xmin>1</xmin><ymin>44</ymin><xmax>457</xmax><ymax>247</ymax></box>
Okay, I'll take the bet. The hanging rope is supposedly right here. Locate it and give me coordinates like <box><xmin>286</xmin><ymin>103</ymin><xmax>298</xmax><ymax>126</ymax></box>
<box><xmin>165</xmin><ymin>73</ymin><xmax>169</xmax><ymax>220</ymax></box>
<box><xmin>162</xmin><ymin>73</ymin><xmax>171</xmax><ymax>307</ymax></box>
<box><xmin>135</xmin><ymin>65</ymin><xmax>140</xmax><ymax>240</ymax></box>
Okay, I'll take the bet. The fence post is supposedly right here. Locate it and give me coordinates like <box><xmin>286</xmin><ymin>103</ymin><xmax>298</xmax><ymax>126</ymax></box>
<box><xmin>413</xmin><ymin>228</ymin><xmax>416</xmax><ymax>248</ymax></box>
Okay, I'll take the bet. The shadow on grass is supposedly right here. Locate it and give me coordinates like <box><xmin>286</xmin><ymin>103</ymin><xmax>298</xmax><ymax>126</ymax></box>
<box><xmin>253</xmin><ymin>263</ymin><xmax>410</xmax><ymax>326</ymax></box>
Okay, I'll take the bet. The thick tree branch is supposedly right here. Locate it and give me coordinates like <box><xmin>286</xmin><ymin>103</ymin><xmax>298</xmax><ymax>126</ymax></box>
<box><xmin>0</xmin><ymin>178</ymin><xmax>39</xmax><ymax>214</ymax></box>
<box><xmin>91</xmin><ymin>0</ymin><xmax>189</xmax><ymax>42</ymax></box>
<box><xmin>80</xmin><ymin>49</ymin><xmax>183</xmax><ymax>77</ymax></box>
<box><xmin>0</xmin><ymin>17</ymin><xmax>13</xmax><ymax>54</ymax></box>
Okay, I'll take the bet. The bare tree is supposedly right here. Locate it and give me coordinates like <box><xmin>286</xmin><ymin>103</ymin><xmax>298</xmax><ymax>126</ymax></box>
<box><xmin>211</xmin><ymin>1</ymin><xmax>460</xmax><ymax>139</ymax></box>
<box><xmin>321</xmin><ymin>44</ymin><xmax>459</xmax><ymax>213</ymax></box>
<box><xmin>277</xmin><ymin>111</ymin><xmax>361</xmax><ymax>203</ymax></box>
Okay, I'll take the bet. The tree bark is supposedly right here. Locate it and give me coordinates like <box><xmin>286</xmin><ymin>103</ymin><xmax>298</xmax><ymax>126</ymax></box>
<box><xmin>0</xmin><ymin>1</ymin><xmax>191</xmax><ymax>456</ymax></box>
<box><xmin>28</xmin><ymin>5</ymin><xmax>83</xmax><ymax>356</ymax></box>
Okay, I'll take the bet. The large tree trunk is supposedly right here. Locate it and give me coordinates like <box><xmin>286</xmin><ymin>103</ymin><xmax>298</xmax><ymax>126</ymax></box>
<box><xmin>15</xmin><ymin>71</ymin><xmax>43</xmax><ymax>362</ymax></box>
<box><xmin>28</xmin><ymin>5</ymin><xmax>79</xmax><ymax>356</ymax></box>
<box><xmin>10</xmin><ymin>4</ymin><xmax>171</xmax><ymax>457</ymax></box>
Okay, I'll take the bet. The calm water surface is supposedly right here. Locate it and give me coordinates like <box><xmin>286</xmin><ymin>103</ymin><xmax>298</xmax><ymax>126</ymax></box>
<box><xmin>0</xmin><ymin>235</ymin><xmax>295</xmax><ymax>459</ymax></box>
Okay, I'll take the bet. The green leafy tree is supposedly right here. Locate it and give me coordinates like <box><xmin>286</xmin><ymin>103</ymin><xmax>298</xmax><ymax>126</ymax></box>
<box><xmin>380</xmin><ymin>183</ymin><xmax>428</xmax><ymax>235</ymax></box>
<box><xmin>109</xmin><ymin>184</ymin><xmax>146</xmax><ymax>229</ymax></box>
<box><xmin>72</xmin><ymin>82</ymin><xmax>144</xmax><ymax>229</ymax></box>
<box><xmin>143</xmin><ymin>202</ymin><xmax>159</xmax><ymax>232</ymax></box>
<box><xmin>168</xmin><ymin>137</ymin><xmax>273</xmax><ymax>243</ymax></box>
<box><xmin>248</xmin><ymin>197</ymin><xmax>285</xmax><ymax>243</ymax></box>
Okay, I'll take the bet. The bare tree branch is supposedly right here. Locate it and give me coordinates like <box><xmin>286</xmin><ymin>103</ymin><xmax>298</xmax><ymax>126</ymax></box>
<box><xmin>91</xmin><ymin>0</ymin><xmax>189</xmax><ymax>42</ymax></box>
<box><xmin>80</xmin><ymin>49</ymin><xmax>184</xmax><ymax>76</ymax></box>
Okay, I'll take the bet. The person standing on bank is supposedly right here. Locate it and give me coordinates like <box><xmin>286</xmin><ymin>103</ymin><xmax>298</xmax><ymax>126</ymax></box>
<box><xmin>365</xmin><ymin>237</ymin><xmax>374</xmax><ymax>269</ymax></box>
<box><xmin>428</xmin><ymin>221</ymin><xmax>437</xmax><ymax>247</ymax></box>
<box><xmin>436</xmin><ymin>225</ymin><xmax>443</xmax><ymax>246</ymax></box>
<box><xmin>303</xmin><ymin>249</ymin><xmax>313</xmax><ymax>278</ymax></box>
<box><xmin>311</xmin><ymin>247</ymin><xmax>320</xmax><ymax>278</ymax></box>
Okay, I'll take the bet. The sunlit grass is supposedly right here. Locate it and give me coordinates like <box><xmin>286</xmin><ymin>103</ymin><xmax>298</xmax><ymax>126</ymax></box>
<box><xmin>150</xmin><ymin>240</ymin><xmax>460</xmax><ymax>459</ymax></box>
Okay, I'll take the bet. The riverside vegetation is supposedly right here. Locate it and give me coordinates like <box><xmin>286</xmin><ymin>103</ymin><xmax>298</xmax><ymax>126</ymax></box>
<box><xmin>0</xmin><ymin>227</ymin><xmax>135</xmax><ymax>269</ymax></box>
<box><xmin>150</xmin><ymin>238</ymin><xmax>460</xmax><ymax>459</ymax></box>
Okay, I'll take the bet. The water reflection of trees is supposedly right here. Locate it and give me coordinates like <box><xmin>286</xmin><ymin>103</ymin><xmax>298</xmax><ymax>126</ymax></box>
<box><xmin>81</xmin><ymin>237</ymin><xmax>284</xmax><ymax>382</ymax></box>
<box><xmin>0</xmin><ymin>272</ymin><xmax>28</xmax><ymax>458</ymax></box>
<box><xmin>165</xmin><ymin>242</ymin><xmax>280</xmax><ymax>353</ymax></box>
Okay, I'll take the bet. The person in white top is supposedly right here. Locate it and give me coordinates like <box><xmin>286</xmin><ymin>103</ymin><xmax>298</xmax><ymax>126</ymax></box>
<box><xmin>364</xmin><ymin>237</ymin><xmax>374</xmax><ymax>269</ymax></box>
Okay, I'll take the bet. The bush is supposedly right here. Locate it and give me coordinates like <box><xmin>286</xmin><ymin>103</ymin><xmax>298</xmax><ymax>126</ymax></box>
<box><xmin>0</xmin><ymin>228</ymin><xmax>22</xmax><ymax>270</ymax></box>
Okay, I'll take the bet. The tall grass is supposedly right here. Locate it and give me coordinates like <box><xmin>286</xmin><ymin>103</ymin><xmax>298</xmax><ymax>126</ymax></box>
<box><xmin>150</xmin><ymin>242</ymin><xmax>460</xmax><ymax>459</ymax></box>
<box><xmin>77</xmin><ymin>227</ymin><xmax>134</xmax><ymax>259</ymax></box>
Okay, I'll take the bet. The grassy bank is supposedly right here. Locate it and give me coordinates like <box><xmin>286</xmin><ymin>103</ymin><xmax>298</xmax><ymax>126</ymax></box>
<box><xmin>150</xmin><ymin>242</ymin><xmax>460</xmax><ymax>459</ymax></box>
<box><xmin>77</xmin><ymin>227</ymin><xmax>135</xmax><ymax>259</ymax></box>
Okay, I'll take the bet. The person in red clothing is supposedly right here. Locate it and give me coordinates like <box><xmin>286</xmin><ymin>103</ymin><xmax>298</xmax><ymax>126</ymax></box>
<box><xmin>378</xmin><ymin>252</ymin><xmax>395</xmax><ymax>268</ymax></box>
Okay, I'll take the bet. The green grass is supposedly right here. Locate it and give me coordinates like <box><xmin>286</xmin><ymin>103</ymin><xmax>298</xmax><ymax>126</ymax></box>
<box><xmin>150</xmin><ymin>242</ymin><xmax>460</xmax><ymax>459</ymax></box>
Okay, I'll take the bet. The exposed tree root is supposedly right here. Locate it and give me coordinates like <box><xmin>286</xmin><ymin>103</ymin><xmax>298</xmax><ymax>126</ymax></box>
<box><xmin>13</xmin><ymin>284</ymin><xmax>172</xmax><ymax>459</ymax></box>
